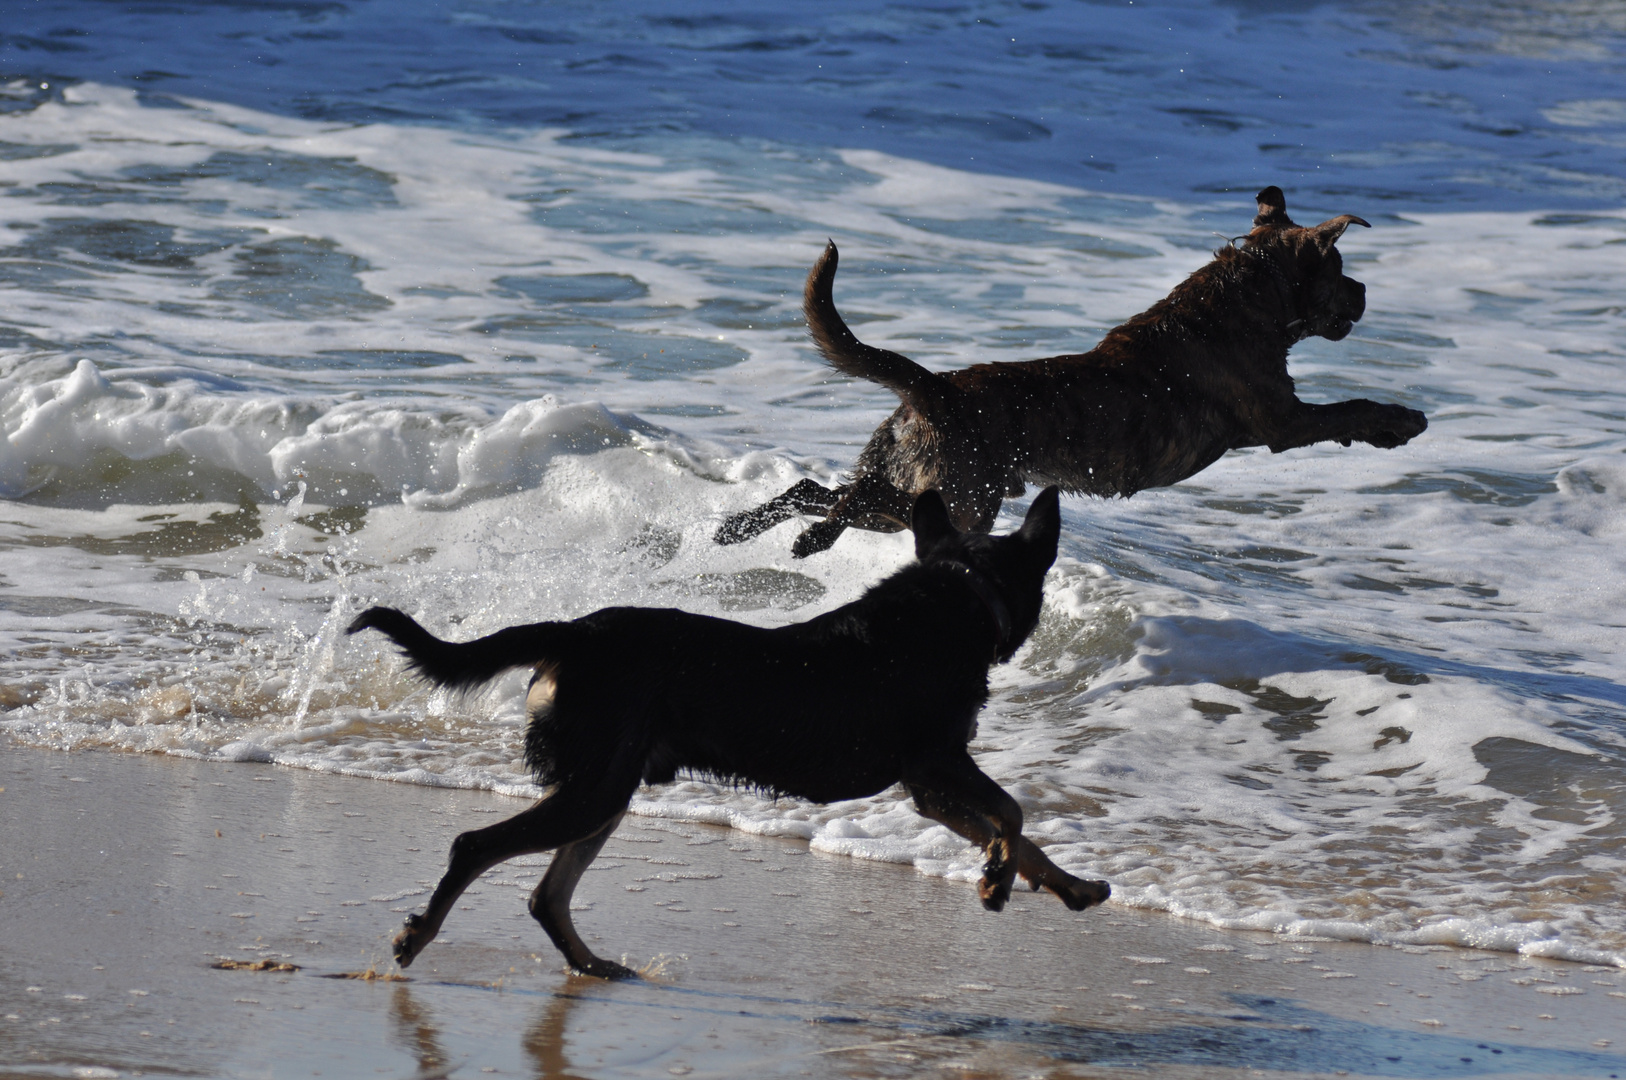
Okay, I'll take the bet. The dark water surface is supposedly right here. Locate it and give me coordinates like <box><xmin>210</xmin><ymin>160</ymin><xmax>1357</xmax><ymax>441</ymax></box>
<box><xmin>4</xmin><ymin>0</ymin><xmax>1624</xmax><ymax>209</ymax></box>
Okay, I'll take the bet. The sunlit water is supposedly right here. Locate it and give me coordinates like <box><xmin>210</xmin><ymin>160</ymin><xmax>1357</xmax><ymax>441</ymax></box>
<box><xmin>2</xmin><ymin>0</ymin><xmax>1623</xmax><ymax>967</ymax></box>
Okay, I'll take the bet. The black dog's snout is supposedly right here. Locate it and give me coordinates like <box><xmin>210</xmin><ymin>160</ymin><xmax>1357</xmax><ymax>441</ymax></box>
<box><xmin>1342</xmin><ymin>276</ymin><xmax>1366</xmax><ymax>322</ymax></box>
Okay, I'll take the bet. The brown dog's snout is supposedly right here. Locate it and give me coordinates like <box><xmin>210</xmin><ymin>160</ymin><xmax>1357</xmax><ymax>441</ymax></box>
<box><xmin>1318</xmin><ymin>275</ymin><xmax>1365</xmax><ymax>340</ymax></box>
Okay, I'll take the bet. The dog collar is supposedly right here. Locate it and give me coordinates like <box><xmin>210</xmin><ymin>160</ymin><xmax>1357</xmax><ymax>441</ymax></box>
<box><xmin>936</xmin><ymin>561</ymin><xmax>1013</xmax><ymax>659</ymax></box>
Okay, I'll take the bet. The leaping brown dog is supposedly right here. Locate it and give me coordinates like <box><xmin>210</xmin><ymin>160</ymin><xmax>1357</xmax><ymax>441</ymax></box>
<box><xmin>716</xmin><ymin>186</ymin><xmax>1427</xmax><ymax>557</ymax></box>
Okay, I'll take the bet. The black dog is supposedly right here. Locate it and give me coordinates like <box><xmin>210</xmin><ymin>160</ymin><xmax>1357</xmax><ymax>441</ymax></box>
<box><xmin>348</xmin><ymin>486</ymin><xmax>1107</xmax><ymax>978</ymax></box>
<box><xmin>716</xmin><ymin>186</ymin><xmax>1427</xmax><ymax>556</ymax></box>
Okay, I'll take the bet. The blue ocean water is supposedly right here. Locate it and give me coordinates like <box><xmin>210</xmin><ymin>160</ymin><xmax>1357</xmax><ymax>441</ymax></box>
<box><xmin>2</xmin><ymin>0</ymin><xmax>1624</xmax><ymax>970</ymax></box>
<box><xmin>6</xmin><ymin>0</ymin><xmax>1624</xmax><ymax>208</ymax></box>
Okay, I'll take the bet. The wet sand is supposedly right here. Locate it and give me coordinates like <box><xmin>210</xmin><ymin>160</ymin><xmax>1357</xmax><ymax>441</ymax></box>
<box><xmin>2</xmin><ymin>743</ymin><xmax>1623</xmax><ymax>1080</ymax></box>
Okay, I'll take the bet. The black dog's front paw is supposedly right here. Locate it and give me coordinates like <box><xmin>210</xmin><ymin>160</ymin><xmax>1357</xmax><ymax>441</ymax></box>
<box><xmin>1055</xmin><ymin>876</ymin><xmax>1111</xmax><ymax>912</ymax></box>
<box><xmin>979</xmin><ymin>844</ymin><xmax>1017</xmax><ymax>912</ymax></box>
<box><xmin>1365</xmin><ymin>406</ymin><xmax>1427</xmax><ymax>449</ymax></box>
<box><xmin>393</xmin><ymin>913</ymin><xmax>428</xmax><ymax>969</ymax></box>
<box><xmin>571</xmin><ymin>956</ymin><xmax>639</xmax><ymax>980</ymax></box>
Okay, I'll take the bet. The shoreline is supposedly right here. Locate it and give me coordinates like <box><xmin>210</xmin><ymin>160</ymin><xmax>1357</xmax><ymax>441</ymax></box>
<box><xmin>3</xmin><ymin>743</ymin><xmax>1623</xmax><ymax>1079</ymax></box>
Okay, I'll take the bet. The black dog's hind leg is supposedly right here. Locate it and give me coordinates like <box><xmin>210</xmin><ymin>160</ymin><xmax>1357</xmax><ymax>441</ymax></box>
<box><xmin>908</xmin><ymin>785</ymin><xmax>1110</xmax><ymax>912</ymax></box>
<box><xmin>529</xmin><ymin>811</ymin><xmax>631</xmax><ymax>979</ymax></box>
<box><xmin>791</xmin><ymin>473</ymin><xmax>914</xmax><ymax>558</ymax></box>
<box><xmin>714</xmin><ymin>479</ymin><xmax>841</xmax><ymax>546</ymax></box>
<box><xmin>394</xmin><ymin>780</ymin><xmax>636</xmax><ymax>972</ymax></box>
<box><xmin>902</xmin><ymin>753</ymin><xmax>1024</xmax><ymax>911</ymax></box>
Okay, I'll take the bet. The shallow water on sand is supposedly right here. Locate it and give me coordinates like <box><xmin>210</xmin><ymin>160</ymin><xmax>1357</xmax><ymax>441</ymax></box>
<box><xmin>6</xmin><ymin>747</ymin><xmax>1625</xmax><ymax>1080</ymax></box>
<box><xmin>2</xmin><ymin>0</ymin><xmax>1624</xmax><ymax>968</ymax></box>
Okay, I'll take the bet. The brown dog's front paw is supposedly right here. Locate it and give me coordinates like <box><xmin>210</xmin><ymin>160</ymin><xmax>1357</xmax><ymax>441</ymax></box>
<box><xmin>1365</xmin><ymin>406</ymin><xmax>1427</xmax><ymax>449</ymax></box>
<box><xmin>979</xmin><ymin>876</ymin><xmax>1012</xmax><ymax>912</ymax></box>
<box><xmin>393</xmin><ymin>913</ymin><xmax>428</xmax><ymax>969</ymax></box>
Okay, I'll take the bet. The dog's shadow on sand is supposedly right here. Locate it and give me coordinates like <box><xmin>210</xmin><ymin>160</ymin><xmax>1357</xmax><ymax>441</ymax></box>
<box><xmin>396</xmin><ymin>977</ymin><xmax>1626</xmax><ymax>1079</ymax></box>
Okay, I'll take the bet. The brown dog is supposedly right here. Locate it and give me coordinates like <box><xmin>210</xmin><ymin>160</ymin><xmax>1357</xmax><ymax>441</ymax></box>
<box><xmin>716</xmin><ymin>186</ymin><xmax>1427</xmax><ymax>556</ymax></box>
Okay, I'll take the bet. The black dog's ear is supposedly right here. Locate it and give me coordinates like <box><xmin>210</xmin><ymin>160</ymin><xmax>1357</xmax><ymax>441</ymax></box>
<box><xmin>1253</xmin><ymin>186</ymin><xmax>1296</xmax><ymax>229</ymax></box>
<box><xmin>1313</xmin><ymin>213</ymin><xmax>1370</xmax><ymax>250</ymax></box>
<box><xmin>911</xmin><ymin>489</ymin><xmax>957</xmax><ymax>559</ymax></box>
<box><xmin>1017</xmin><ymin>486</ymin><xmax>1061</xmax><ymax>570</ymax></box>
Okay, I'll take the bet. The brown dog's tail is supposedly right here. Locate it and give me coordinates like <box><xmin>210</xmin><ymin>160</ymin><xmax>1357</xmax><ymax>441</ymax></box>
<box><xmin>346</xmin><ymin>606</ymin><xmax>571</xmax><ymax>691</ymax></box>
<box><xmin>804</xmin><ymin>241</ymin><xmax>953</xmax><ymax>415</ymax></box>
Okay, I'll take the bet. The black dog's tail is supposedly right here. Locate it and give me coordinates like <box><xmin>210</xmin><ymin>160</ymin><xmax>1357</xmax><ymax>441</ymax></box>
<box><xmin>346</xmin><ymin>606</ymin><xmax>571</xmax><ymax>691</ymax></box>
<box><xmin>804</xmin><ymin>241</ymin><xmax>954</xmax><ymax>416</ymax></box>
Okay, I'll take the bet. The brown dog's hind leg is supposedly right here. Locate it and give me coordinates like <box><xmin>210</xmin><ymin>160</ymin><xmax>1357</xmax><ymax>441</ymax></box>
<box><xmin>529</xmin><ymin>812</ymin><xmax>633</xmax><ymax>979</ymax></box>
<box><xmin>714</xmin><ymin>479</ymin><xmax>841</xmax><ymax>546</ymax></box>
<box><xmin>394</xmin><ymin>785</ymin><xmax>634</xmax><ymax>970</ymax></box>
<box><xmin>908</xmin><ymin>785</ymin><xmax>1110</xmax><ymax>912</ymax></box>
<box><xmin>791</xmin><ymin>474</ymin><xmax>913</xmax><ymax>557</ymax></box>
<box><xmin>902</xmin><ymin>754</ymin><xmax>1024</xmax><ymax>911</ymax></box>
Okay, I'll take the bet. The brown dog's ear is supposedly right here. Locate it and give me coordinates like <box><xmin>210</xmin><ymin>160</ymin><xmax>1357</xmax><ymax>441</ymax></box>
<box><xmin>1017</xmin><ymin>486</ymin><xmax>1061</xmax><ymax>570</ymax></box>
<box><xmin>1253</xmin><ymin>186</ymin><xmax>1296</xmax><ymax>229</ymax></box>
<box><xmin>1313</xmin><ymin>214</ymin><xmax>1371</xmax><ymax>249</ymax></box>
<box><xmin>911</xmin><ymin>489</ymin><xmax>957</xmax><ymax>558</ymax></box>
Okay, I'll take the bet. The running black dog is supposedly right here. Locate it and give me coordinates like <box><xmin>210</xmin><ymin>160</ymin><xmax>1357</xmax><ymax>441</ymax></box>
<box><xmin>716</xmin><ymin>187</ymin><xmax>1427</xmax><ymax>556</ymax></box>
<box><xmin>348</xmin><ymin>486</ymin><xmax>1107</xmax><ymax>978</ymax></box>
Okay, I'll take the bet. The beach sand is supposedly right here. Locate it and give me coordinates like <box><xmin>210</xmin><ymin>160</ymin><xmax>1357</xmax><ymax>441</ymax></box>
<box><xmin>2</xmin><ymin>744</ymin><xmax>1622</xmax><ymax>1080</ymax></box>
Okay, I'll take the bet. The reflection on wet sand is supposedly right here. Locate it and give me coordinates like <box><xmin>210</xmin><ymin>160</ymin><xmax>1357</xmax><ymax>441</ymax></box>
<box><xmin>390</xmin><ymin>980</ymin><xmax>594</xmax><ymax>1080</ymax></box>
<box><xmin>382</xmin><ymin>973</ymin><xmax>1626</xmax><ymax>1079</ymax></box>
<box><xmin>389</xmin><ymin>984</ymin><xmax>455</xmax><ymax>1080</ymax></box>
<box><xmin>523</xmin><ymin>991</ymin><xmax>592</xmax><ymax>1080</ymax></box>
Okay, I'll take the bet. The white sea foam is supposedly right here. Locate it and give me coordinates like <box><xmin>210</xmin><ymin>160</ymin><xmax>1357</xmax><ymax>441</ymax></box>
<box><xmin>2</xmin><ymin>85</ymin><xmax>1624</xmax><ymax>969</ymax></box>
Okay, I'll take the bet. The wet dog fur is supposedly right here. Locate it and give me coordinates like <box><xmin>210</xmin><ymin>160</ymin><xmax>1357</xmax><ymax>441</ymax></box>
<box><xmin>716</xmin><ymin>186</ymin><xmax>1428</xmax><ymax>556</ymax></box>
<box><xmin>348</xmin><ymin>486</ymin><xmax>1108</xmax><ymax>978</ymax></box>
